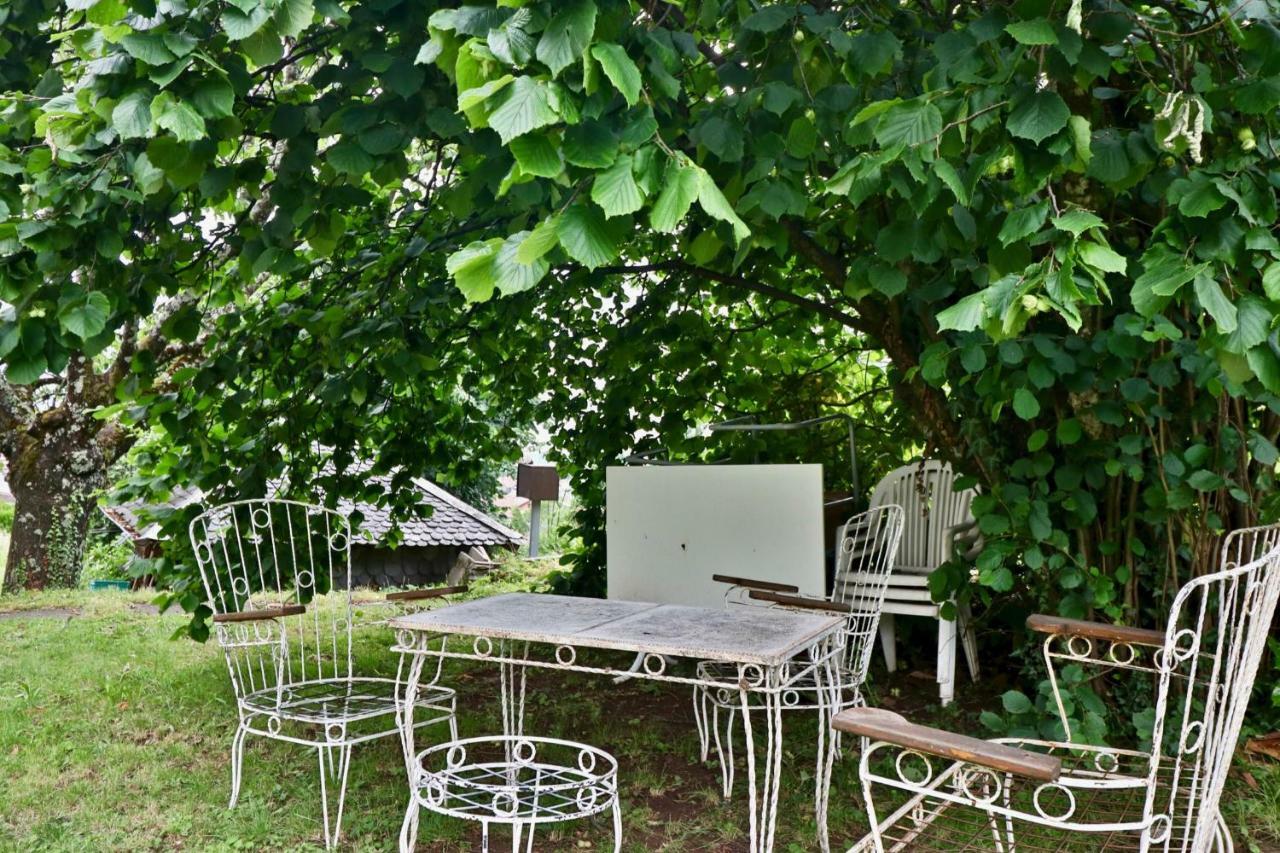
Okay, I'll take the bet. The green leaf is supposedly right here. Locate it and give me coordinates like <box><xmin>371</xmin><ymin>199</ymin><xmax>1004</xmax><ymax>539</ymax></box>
<box><xmin>509</xmin><ymin>134</ymin><xmax>563</xmax><ymax>178</ymax></box>
<box><xmin>649</xmin><ymin>157</ymin><xmax>700</xmax><ymax>233</ymax></box>
<box><xmin>1078</xmin><ymin>240</ymin><xmax>1126</xmax><ymax>274</ymax></box>
<box><xmin>517</xmin><ymin>217</ymin><xmax>560</xmax><ymax>264</ymax></box>
<box><xmin>1235</xmin><ymin>76</ymin><xmax>1280</xmax><ymax>115</ymax></box>
<box><xmin>1068</xmin><ymin>115</ymin><xmax>1091</xmax><ymax>165</ymax></box>
<box><xmin>1225</xmin><ymin>296</ymin><xmax>1271</xmax><ymax>354</ymax></box>
<box><xmin>934</xmin><ymin>160</ymin><xmax>968</xmax><ymax>205</ymax></box>
<box><xmin>695</xmin><ymin>168</ymin><xmax>750</xmax><ymax>244</ymax></box>
<box><xmin>591</xmin><ymin>155</ymin><xmax>644</xmax><ymax>218</ymax></box>
<box><xmin>327</xmin><ymin>140</ymin><xmax>375</xmax><ymax>175</ymax></box>
<box><xmin>848</xmin><ymin>31</ymin><xmax>901</xmax><ymax>77</ymax></box>
<box><xmin>536</xmin><ymin>0</ymin><xmax>597</xmax><ymax>78</ymax></box>
<box><xmin>998</xmin><ymin>202</ymin><xmax>1049</xmax><ymax>246</ymax></box>
<box><xmin>58</xmin><ymin>292</ymin><xmax>111</xmax><ymax>339</ymax></box>
<box><xmin>150</xmin><ymin>93</ymin><xmax>206</xmax><ymax>142</ymax></box>
<box><xmin>446</xmin><ymin>238</ymin><xmax>503</xmax><ymax>302</ymax></box>
<box><xmin>742</xmin><ymin>5</ymin><xmax>794</xmax><ymax>32</ymax></box>
<box><xmin>274</xmin><ymin>0</ymin><xmax>314</xmax><ymax>39</ymax></box>
<box><xmin>1194</xmin><ymin>273</ymin><xmax>1237</xmax><ymax>333</ymax></box>
<box><xmin>874</xmin><ymin>100</ymin><xmax>942</xmax><ymax>148</ymax></box>
<box><xmin>191</xmin><ymin>78</ymin><xmax>235</xmax><ymax>119</ymax></box>
<box><xmin>492</xmin><ymin>231</ymin><xmax>550</xmax><ymax>295</ymax></box>
<box><xmin>112</xmin><ymin>90</ymin><xmax>154</xmax><ymax>140</ymax></box>
<box><xmin>457</xmin><ymin>75</ymin><xmax>514</xmax><ymax>111</ymax></box>
<box><xmin>590</xmin><ymin>43</ymin><xmax>641</xmax><ymax>107</ymax></box>
<box><xmin>1002</xmin><ymin>690</ymin><xmax>1033</xmax><ymax>714</ymax></box>
<box><xmin>1007</xmin><ymin>91</ymin><xmax>1070</xmax><ymax>144</ymax></box>
<box><xmin>1171</xmin><ymin>175</ymin><xmax>1228</xmax><ymax>218</ymax></box>
<box><xmin>221</xmin><ymin>5</ymin><xmax>270</xmax><ymax>40</ymax></box>
<box><xmin>1013</xmin><ymin>387</ymin><xmax>1041</xmax><ymax>420</ymax></box>
<box><xmin>1005</xmin><ymin>19</ymin><xmax>1057</xmax><ymax>45</ymax></box>
<box><xmin>487</xmin><ymin>76</ymin><xmax>559</xmax><ymax>144</ymax></box>
<box><xmin>121</xmin><ymin>33</ymin><xmax>176</xmax><ymax>66</ymax></box>
<box><xmin>557</xmin><ymin>203</ymin><xmax>619</xmax><ymax>269</ymax></box>
<box><xmin>786</xmin><ymin>116</ymin><xmax>817</xmax><ymax>159</ymax></box>
<box><xmin>1263</xmin><ymin>263</ymin><xmax>1280</xmax><ymax>301</ymax></box>
<box><xmin>562</xmin><ymin>120</ymin><xmax>617</xmax><ymax>168</ymax></box>
<box><xmin>1052</xmin><ymin>210</ymin><xmax>1104</xmax><ymax>237</ymax></box>
<box><xmin>1248</xmin><ymin>345</ymin><xmax>1280</xmax><ymax>394</ymax></box>
<box><xmin>5</xmin><ymin>352</ymin><xmax>47</xmax><ymax>385</ymax></box>
<box><xmin>869</xmin><ymin>264</ymin><xmax>907</xmax><ymax>297</ymax></box>
<box><xmin>936</xmin><ymin>291</ymin><xmax>987</xmax><ymax>332</ymax></box>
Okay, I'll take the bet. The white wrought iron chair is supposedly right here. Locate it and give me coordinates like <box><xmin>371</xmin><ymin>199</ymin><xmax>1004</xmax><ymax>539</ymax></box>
<box><xmin>834</xmin><ymin>521</ymin><xmax>1280</xmax><ymax>852</ymax></box>
<box><xmin>693</xmin><ymin>504</ymin><xmax>905</xmax><ymax>801</ymax></box>
<box><xmin>190</xmin><ymin>499</ymin><xmax>461</xmax><ymax>850</ymax></box>
<box><xmin>866</xmin><ymin>460</ymin><xmax>980</xmax><ymax>706</ymax></box>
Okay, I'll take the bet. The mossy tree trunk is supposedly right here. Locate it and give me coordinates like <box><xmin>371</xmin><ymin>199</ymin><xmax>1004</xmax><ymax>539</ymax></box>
<box><xmin>6</xmin><ymin>427</ymin><xmax>107</xmax><ymax>590</ymax></box>
<box><xmin>1</xmin><ymin>355</ymin><xmax>142</xmax><ymax>592</ymax></box>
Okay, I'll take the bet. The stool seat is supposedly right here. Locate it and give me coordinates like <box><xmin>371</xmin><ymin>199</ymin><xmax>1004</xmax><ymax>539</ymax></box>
<box><xmin>405</xmin><ymin>735</ymin><xmax>622</xmax><ymax>852</ymax></box>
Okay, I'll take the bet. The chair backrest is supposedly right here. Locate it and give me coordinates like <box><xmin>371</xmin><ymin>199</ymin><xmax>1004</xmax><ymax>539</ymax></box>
<box><xmin>833</xmin><ymin>504</ymin><xmax>905</xmax><ymax>684</ymax></box>
<box><xmin>868</xmin><ymin>460</ymin><xmax>975</xmax><ymax>574</ymax></box>
<box><xmin>189</xmin><ymin>499</ymin><xmax>355</xmax><ymax>699</ymax></box>
<box><xmin>1147</xmin><ymin>523</ymin><xmax>1280</xmax><ymax>851</ymax></box>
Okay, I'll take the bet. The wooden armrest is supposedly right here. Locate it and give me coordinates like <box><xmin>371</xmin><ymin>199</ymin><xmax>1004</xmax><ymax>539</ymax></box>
<box><xmin>213</xmin><ymin>605</ymin><xmax>306</xmax><ymax>623</ymax></box>
<box><xmin>748</xmin><ymin>590</ymin><xmax>853</xmax><ymax>614</ymax></box>
<box><xmin>1026</xmin><ymin>614</ymin><xmax>1166</xmax><ymax>647</ymax></box>
<box><xmin>711</xmin><ymin>574</ymin><xmax>800</xmax><ymax>593</ymax></box>
<box><xmin>832</xmin><ymin>708</ymin><xmax>1061</xmax><ymax>782</ymax></box>
<box><xmin>386</xmin><ymin>584</ymin><xmax>469</xmax><ymax>602</ymax></box>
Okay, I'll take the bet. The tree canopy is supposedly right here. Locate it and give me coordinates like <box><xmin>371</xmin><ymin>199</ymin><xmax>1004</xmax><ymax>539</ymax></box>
<box><xmin>5</xmin><ymin>0</ymin><xmax>1280</xmax><ymax>735</ymax></box>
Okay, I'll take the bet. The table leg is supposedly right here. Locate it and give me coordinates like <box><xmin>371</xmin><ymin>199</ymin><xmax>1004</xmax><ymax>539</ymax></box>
<box><xmin>396</xmin><ymin>647</ymin><xmax>428</xmax><ymax>853</ymax></box>
<box><xmin>813</xmin><ymin>643</ymin><xmax>841</xmax><ymax>853</ymax></box>
<box><xmin>738</xmin><ymin>665</ymin><xmax>784</xmax><ymax>853</ymax></box>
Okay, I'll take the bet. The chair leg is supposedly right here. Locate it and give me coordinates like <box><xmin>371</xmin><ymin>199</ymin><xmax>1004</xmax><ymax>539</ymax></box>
<box><xmin>937</xmin><ymin>616</ymin><xmax>957</xmax><ymax>707</ymax></box>
<box><xmin>958</xmin><ymin>600</ymin><xmax>980</xmax><ymax>682</ymax></box>
<box><xmin>317</xmin><ymin>742</ymin><xmax>354</xmax><ymax>851</ymax></box>
<box><xmin>612</xmin><ymin>795</ymin><xmax>623</xmax><ymax>853</ymax></box>
<box><xmin>878</xmin><ymin>614</ymin><xmax>897</xmax><ymax>673</ymax></box>
<box><xmin>693</xmin><ymin>686</ymin><xmax>709</xmax><ymax>762</ymax></box>
<box><xmin>399</xmin><ymin>793</ymin><xmax>420</xmax><ymax>853</ymax></box>
<box><xmin>229</xmin><ymin>721</ymin><xmax>249</xmax><ymax>809</ymax></box>
<box><xmin>711</xmin><ymin>701</ymin><xmax>736</xmax><ymax>798</ymax></box>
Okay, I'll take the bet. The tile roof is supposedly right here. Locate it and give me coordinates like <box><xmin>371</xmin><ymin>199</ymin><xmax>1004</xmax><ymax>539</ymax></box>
<box><xmin>102</xmin><ymin>475</ymin><xmax>522</xmax><ymax>550</ymax></box>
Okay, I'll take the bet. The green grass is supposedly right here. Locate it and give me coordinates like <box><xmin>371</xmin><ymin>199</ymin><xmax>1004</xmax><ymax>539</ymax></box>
<box><xmin>1</xmin><ymin>561</ymin><xmax>1278</xmax><ymax>852</ymax></box>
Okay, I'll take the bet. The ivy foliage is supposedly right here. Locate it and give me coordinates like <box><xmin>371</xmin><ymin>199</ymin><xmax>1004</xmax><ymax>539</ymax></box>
<box><xmin>5</xmin><ymin>0</ymin><xmax>1280</xmax><ymax>733</ymax></box>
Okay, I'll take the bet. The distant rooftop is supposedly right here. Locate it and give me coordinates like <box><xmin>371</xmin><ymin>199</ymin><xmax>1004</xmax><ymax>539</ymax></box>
<box><xmin>102</xmin><ymin>473</ymin><xmax>522</xmax><ymax>551</ymax></box>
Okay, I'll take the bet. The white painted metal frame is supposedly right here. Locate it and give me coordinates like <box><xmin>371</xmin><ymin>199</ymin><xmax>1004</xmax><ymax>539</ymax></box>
<box><xmin>846</xmin><ymin>522</ymin><xmax>1280</xmax><ymax>852</ymax></box>
<box><xmin>867</xmin><ymin>461</ymin><xmax>980</xmax><ymax>706</ymax></box>
<box><xmin>391</xmin><ymin>595</ymin><xmax>847</xmax><ymax>853</ymax></box>
<box><xmin>407</xmin><ymin>735</ymin><xmax>621</xmax><ymax>853</ymax></box>
<box><xmin>190</xmin><ymin>499</ymin><xmax>459</xmax><ymax>850</ymax></box>
<box><xmin>693</xmin><ymin>505</ymin><xmax>905</xmax><ymax>802</ymax></box>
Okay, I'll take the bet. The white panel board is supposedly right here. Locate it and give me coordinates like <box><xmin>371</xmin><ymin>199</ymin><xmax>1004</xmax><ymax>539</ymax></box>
<box><xmin>606</xmin><ymin>464</ymin><xmax>824</xmax><ymax>608</ymax></box>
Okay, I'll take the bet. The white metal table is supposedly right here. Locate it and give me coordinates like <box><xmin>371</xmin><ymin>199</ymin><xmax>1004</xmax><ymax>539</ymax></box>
<box><xmin>391</xmin><ymin>593</ymin><xmax>846</xmax><ymax>853</ymax></box>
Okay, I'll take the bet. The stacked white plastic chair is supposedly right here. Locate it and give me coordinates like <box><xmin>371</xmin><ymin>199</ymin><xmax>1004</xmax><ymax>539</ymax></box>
<box><xmin>866</xmin><ymin>460</ymin><xmax>979</xmax><ymax>706</ymax></box>
<box><xmin>693</xmin><ymin>504</ymin><xmax>905</xmax><ymax>802</ymax></box>
<box><xmin>190</xmin><ymin>499</ymin><xmax>460</xmax><ymax>850</ymax></box>
<box><xmin>836</xmin><ymin>521</ymin><xmax>1280</xmax><ymax>852</ymax></box>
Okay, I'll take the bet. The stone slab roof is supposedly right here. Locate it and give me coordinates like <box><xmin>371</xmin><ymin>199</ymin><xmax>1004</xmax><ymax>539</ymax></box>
<box><xmin>103</xmin><ymin>475</ymin><xmax>522</xmax><ymax>550</ymax></box>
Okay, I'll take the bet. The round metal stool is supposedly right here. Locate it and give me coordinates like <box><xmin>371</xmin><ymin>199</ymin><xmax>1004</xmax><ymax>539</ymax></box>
<box><xmin>402</xmin><ymin>735</ymin><xmax>621</xmax><ymax>852</ymax></box>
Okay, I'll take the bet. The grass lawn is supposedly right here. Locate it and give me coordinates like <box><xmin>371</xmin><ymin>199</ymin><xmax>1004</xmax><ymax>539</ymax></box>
<box><xmin>2</xmin><ymin>559</ymin><xmax>1279</xmax><ymax>852</ymax></box>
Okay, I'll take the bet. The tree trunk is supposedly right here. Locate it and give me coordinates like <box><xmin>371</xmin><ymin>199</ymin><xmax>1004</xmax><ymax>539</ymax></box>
<box><xmin>4</xmin><ymin>426</ymin><xmax>108</xmax><ymax>592</ymax></box>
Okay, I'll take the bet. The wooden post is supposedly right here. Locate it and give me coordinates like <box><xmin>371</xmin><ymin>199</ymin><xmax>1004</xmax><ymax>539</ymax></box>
<box><xmin>529</xmin><ymin>500</ymin><xmax>542</xmax><ymax>558</ymax></box>
<box><xmin>516</xmin><ymin>463</ymin><xmax>559</xmax><ymax>559</ymax></box>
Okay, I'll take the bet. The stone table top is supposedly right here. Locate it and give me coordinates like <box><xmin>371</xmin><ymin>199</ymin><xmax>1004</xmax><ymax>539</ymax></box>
<box><xmin>390</xmin><ymin>593</ymin><xmax>844</xmax><ymax>667</ymax></box>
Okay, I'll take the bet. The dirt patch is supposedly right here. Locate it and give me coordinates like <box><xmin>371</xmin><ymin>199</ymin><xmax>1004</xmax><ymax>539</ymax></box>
<box><xmin>0</xmin><ymin>607</ymin><xmax>79</xmax><ymax>621</ymax></box>
<box><xmin>128</xmin><ymin>603</ymin><xmax>161</xmax><ymax>615</ymax></box>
